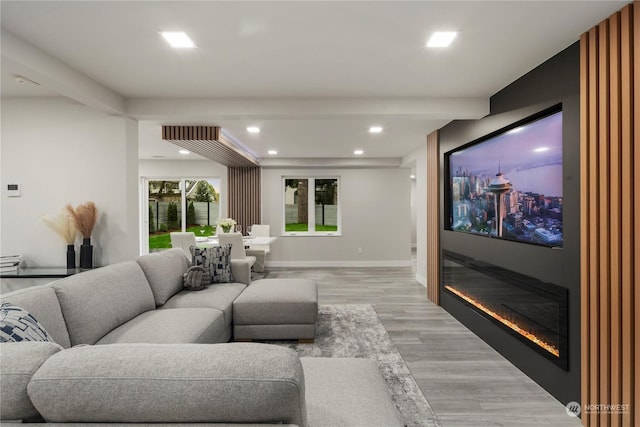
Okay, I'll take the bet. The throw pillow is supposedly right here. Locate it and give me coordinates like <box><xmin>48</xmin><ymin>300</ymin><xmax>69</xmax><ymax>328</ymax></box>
<box><xmin>0</xmin><ymin>302</ymin><xmax>52</xmax><ymax>343</ymax></box>
<box><xmin>182</xmin><ymin>265</ymin><xmax>210</xmax><ymax>291</ymax></box>
<box><xmin>191</xmin><ymin>245</ymin><xmax>234</xmax><ymax>284</ymax></box>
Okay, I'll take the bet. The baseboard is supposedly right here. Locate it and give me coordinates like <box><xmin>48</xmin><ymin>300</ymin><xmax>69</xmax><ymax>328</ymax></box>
<box><xmin>415</xmin><ymin>274</ymin><xmax>427</xmax><ymax>287</ymax></box>
<box><xmin>266</xmin><ymin>260</ymin><xmax>413</xmax><ymax>268</ymax></box>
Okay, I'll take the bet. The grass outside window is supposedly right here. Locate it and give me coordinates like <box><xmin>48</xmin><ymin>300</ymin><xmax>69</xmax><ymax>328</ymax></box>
<box><xmin>285</xmin><ymin>223</ymin><xmax>338</xmax><ymax>233</ymax></box>
<box><xmin>149</xmin><ymin>225</ymin><xmax>215</xmax><ymax>249</ymax></box>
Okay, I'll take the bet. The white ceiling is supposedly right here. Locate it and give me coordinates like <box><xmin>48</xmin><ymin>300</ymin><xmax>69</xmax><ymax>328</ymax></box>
<box><xmin>0</xmin><ymin>0</ymin><xmax>628</xmax><ymax>163</ymax></box>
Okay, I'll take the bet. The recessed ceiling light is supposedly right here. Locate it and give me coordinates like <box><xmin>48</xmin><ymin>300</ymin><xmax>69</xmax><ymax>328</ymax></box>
<box><xmin>427</xmin><ymin>31</ymin><xmax>457</xmax><ymax>48</ymax></box>
<box><xmin>247</xmin><ymin>126</ymin><xmax>260</xmax><ymax>133</ymax></box>
<box><xmin>354</xmin><ymin>149</ymin><xmax>364</xmax><ymax>155</ymax></box>
<box><xmin>178</xmin><ymin>149</ymin><xmax>190</xmax><ymax>155</ymax></box>
<box><xmin>410</xmin><ymin>175</ymin><xmax>416</xmax><ymax>179</ymax></box>
<box><xmin>160</xmin><ymin>31</ymin><xmax>196</xmax><ymax>48</ymax></box>
<box><xmin>268</xmin><ymin>150</ymin><xmax>278</xmax><ymax>155</ymax></box>
<box><xmin>369</xmin><ymin>126</ymin><xmax>383</xmax><ymax>133</ymax></box>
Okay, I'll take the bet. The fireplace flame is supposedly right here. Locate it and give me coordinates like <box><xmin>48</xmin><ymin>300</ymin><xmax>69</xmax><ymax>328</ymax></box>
<box><xmin>444</xmin><ymin>285</ymin><xmax>560</xmax><ymax>357</ymax></box>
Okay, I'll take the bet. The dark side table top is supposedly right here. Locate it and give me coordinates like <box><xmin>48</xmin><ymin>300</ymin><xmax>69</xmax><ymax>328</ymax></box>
<box><xmin>0</xmin><ymin>267</ymin><xmax>92</xmax><ymax>279</ymax></box>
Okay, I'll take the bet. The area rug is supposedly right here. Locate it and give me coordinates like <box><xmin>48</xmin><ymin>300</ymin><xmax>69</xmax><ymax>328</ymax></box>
<box><xmin>271</xmin><ymin>304</ymin><xmax>441</xmax><ymax>427</ymax></box>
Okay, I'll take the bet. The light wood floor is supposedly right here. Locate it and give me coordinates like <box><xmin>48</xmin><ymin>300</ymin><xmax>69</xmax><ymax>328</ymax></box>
<box><xmin>265</xmin><ymin>264</ymin><xmax>582</xmax><ymax>427</ymax></box>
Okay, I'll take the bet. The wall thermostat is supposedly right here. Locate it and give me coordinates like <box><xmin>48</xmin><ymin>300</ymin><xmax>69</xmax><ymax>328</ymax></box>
<box><xmin>7</xmin><ymin>184</ymin><xmax>21</xmax><ymax>197</ymax></box>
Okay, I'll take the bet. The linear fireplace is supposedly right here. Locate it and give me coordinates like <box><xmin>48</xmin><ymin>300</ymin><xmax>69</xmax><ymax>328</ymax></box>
<box><xmin>442</xmin><ymin>250</ymin><xmax>568</xmax><ymax>369</ymax></box>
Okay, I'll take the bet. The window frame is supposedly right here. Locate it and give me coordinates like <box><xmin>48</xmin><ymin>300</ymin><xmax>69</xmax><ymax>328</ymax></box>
<box><xmin>281</xmin><ymin>176</ymin><xmax>341</xmax><ymax>237</ymax></box>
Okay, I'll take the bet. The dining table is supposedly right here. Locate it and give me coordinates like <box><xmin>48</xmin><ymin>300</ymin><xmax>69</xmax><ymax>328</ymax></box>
<box><xmin>195</xmin><ymin>235</ymin><xmax>277</xmax><ymax>248</ymax></box>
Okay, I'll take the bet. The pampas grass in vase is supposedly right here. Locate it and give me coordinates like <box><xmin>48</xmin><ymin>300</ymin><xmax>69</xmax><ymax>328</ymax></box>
<box><xmin>67</xmin><ymin>202</ymin><xmax>98</xmax><ymax>269</ymax></box>
<box><xmin>42</xmin><ymin>210</ymin><xmax>77</xmax><ymax>269</ymax></box>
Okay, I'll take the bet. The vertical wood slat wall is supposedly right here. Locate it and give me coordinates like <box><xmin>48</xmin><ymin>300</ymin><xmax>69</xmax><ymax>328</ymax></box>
<box><xmin>580</xmin><ymin>3</ymin><xmax>638</xmax><ymax>426</ymax></box>
<box><xmin>227</xmin><ymin>167</ymin><xmax>261</xmax><ymax>231</ymax></box>
<box><xmin>426</xmin><ymin>130</ymin><xmax>440</xmax><ymax>304</ymax></box>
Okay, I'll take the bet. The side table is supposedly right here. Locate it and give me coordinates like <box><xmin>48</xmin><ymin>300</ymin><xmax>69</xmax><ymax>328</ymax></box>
<box><xmin>0</xmin><ymin>267</ymin><xmax>94</xmax><ymax>294</ymax></box>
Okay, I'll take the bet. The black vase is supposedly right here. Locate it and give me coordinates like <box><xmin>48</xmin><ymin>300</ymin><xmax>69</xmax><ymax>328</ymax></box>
<box><xmin>66</xmin><ymin>244</ymin><xmax>76</xmax><ymax>269</ymax></box>
<box><xmin>80</xmin><ymin>237</ymin><xmax>93</xmax><ymax>269</ymax></box>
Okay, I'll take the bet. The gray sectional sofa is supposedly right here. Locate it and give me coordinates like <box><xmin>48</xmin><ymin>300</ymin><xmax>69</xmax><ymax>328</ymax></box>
<box><xmin>0</xmin><ymin>249</ymin><xmax>401</xmax><ymax>426</ymax></box>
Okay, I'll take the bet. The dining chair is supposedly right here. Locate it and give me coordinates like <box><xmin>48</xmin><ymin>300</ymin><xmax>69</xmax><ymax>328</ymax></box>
<box><xmin>250</xmin><ymin>224</ymin><xmax>271</xmax><ymax>238</ymax></box>
<box><xmin>169</xmin><ymin>232</ymin><xmax>197</xmax><ymax>259</ymax></box>
<box><xmin>217</xmin><ymin>232</ymin><xmax>256</xmax><ymax>270</ymax></box>
<box><xmin>246</xmin><ymin>224</ymin><xmax>271</xmax><ymax>273</ymax></box>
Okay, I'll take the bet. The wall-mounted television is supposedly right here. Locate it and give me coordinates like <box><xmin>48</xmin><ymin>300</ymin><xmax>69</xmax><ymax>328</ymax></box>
<box><xmin>445</xmin><ymin>105</ymin><xmax>563</xmax><ymax>248</ymax></box>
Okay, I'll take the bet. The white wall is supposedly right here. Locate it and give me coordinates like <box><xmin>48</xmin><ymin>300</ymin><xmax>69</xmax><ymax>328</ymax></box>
<box><xmin>261</xmin><ymin>167</ymin><xmax>412</xmax><ymax>267</ymax></box>
<box><xmin>405</xmin><ymin>144</ymin><xmax>427</xmax><ymax>286</ymax></box>
<box><xmin>1</xmin><ymin>97</ymin><xmax>139</xmax><ymax>267</ymax></box>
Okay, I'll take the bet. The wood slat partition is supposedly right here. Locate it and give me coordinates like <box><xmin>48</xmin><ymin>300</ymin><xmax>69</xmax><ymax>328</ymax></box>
<box><xmin>426</xmin><ymin>130</ymin><xmax>440</xmax><ymax>304</ymax></box>
<box><xmin>228</xmin><ymin>167</ymin><xmax>261</xmax><ymax>232</ymax></box>
<box><xmin>580</xmin><ymin>3</ymin><xmax>638</xmax><ymax>426</ymax></box>
<box><xmin>162</xmin><ymin>125</ymin><xmax>258</xmax><ymax>167</ymax></box>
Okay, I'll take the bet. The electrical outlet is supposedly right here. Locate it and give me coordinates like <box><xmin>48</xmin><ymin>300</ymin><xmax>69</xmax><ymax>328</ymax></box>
<box><xmin>357</xmin><ymin>247</ymin><xmax>362</xmax><ymax>254</ymax></box>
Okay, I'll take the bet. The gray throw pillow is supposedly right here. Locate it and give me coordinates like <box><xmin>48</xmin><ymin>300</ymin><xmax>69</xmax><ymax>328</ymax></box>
<box><xmin>191</xmin><ymin>245</ymin><xmax>234</xmax><ymax>283</ymax></box>
<box><xmin>182</xmin><ymin>266</ymin><xmax>210</xmax><ymax>290</ymax></box>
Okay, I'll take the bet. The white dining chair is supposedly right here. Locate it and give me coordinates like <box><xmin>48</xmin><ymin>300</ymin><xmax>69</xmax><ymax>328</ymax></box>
<box><xmin>217</xmin><ymin>232</ymin><xmax>256</xmax><ymax>270</ymax></box>
<box><xmin>169</xmin><ymin>232</ymin><xmax>197</xmax><ymax>259</ymax></box>
<box><xmin>246</xmin><ymin>224</ymin><xmax>271</xmax><ymax>273</ymax></box>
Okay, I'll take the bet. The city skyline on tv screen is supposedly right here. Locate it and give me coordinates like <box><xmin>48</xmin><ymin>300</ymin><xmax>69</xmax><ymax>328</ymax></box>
<box><xmin>447</xmin><ymin>110</ymin><xmax>563</xmax><ymax>247</ymax></box>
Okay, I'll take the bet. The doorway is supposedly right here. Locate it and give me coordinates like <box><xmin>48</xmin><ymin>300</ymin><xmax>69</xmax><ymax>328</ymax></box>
<box><xmin>141</xmin><ymin>178</ymin><xmax>222</xmax><ymax>253</ymax></box>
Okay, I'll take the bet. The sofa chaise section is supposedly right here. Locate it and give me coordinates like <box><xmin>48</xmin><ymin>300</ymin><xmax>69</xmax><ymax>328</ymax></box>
<box><xmin>26</xmin><ymin>343</ymin><xmax>308</xmax><ymax>425</ymax></box>
<box><xmin>7</xmin><ymin>342</ymin><xmax>402</xmax><ymax>426</ymax></box>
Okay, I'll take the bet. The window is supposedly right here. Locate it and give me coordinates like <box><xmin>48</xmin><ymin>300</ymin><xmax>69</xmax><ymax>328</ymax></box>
<box><xmin>145</xmin><ymin>178</ymin><xmax>221</xmax><ymax>252</ymax></box>
<box><xmin>283</xmin><ymin>177</ymin><xmax>340</xmax><ymax>235</ymax></box>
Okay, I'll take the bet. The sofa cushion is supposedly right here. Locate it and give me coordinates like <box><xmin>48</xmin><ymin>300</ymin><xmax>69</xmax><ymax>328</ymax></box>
<box><xmin>0</xmin><ymin>302</ymin><xmax>52</xmax><ymax>343</ymax></box>
<box><xmin>162</xmin><ymin>282</ymin><xmax>247</xmax><ymax>328</ymax></box>
<box><xmin>0</xmin><ymin>341</ymin><xmax>62</xmax><ymax>421</ymax></box>
<box><xmin>0</xmin><ymin>286</ymin><xmax>71</xmax><ymax>348</ymax></box>
<box><xmin>53</xmin><ymin>262</ymin><xmax>155</xmax><ymax>346</ymax></box>
<box><xmin>191</xmin><ymin>245</ymin><xmax>234</xmax><ymax>283</ymax></box>
<box><xmin>300</xmin><ymin>357</ymin><xmax>402</xmax><ymax>427</ymax></box>
<box><xmin>136</xmin><ymin>248</ymin><xmax>190</xmax><ymax>306</ymax></box>
<box><xmin>95</xmin><ymin>308</ymin><xmax>225</xmax><ymax>345</ymax></box>
<box><xmin>28</xmin><ymin>343</ymin><xmax>307</xmax><ymax>426</ymax></box>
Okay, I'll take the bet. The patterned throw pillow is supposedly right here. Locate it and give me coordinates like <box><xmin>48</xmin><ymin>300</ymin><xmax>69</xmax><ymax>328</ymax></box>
<box><xmin>0</xmin><ymin>302</ymin><xmax>52</xmax><ymax>343</ymax></box>
<box><xmin>191</xmin><ymin>244</ymin><xmax>234</xmax><ymax>284</ymax></box>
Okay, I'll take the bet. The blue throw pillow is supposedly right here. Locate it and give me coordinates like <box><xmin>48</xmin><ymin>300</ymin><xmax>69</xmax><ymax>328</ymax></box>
<box><xmin>0</xmin><ymin>302</ymin><xmax>52</xmax><ymax>342</ymax></box>
<box><xmin>191</xmin><ymin>244</ymin><xmax>234</xmax><ymax>284</ymax></box>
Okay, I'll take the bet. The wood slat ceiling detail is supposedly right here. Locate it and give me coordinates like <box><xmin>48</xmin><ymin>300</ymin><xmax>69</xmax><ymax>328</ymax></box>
<box><xmin>162</xmin><ymin>125</ymin><xmax>258</xmax><ymax>167</ymax></box>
